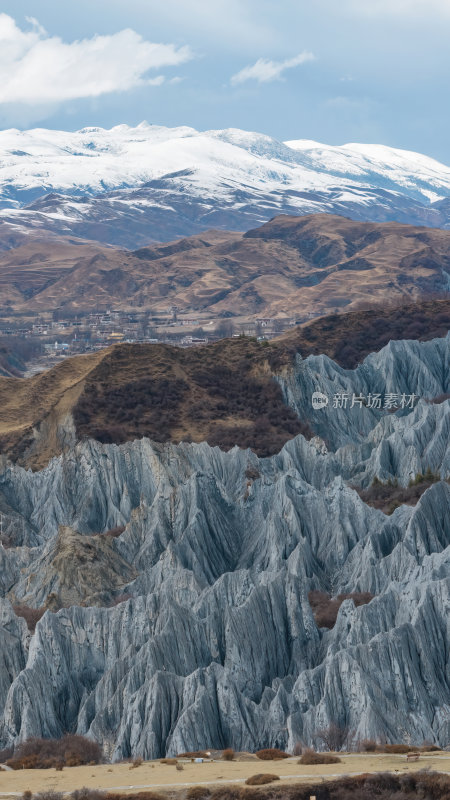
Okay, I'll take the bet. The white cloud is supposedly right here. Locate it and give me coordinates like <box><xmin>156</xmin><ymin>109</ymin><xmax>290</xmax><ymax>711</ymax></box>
<box><xmin>0</xmin><ymin>14</ymin><xmax>193</xmax><ymax>105</ymax></box>
<box><xmin>231</xmin><ymin>51</ymin><xmax>315</xmax><ymax>85</ymax></box>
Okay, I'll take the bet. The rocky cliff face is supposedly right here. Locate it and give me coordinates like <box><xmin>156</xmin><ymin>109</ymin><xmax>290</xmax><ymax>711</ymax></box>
<box><xmin>0</xmin><ymin>336</ymin><xmax>449</xmax><ymax>758</ymax></box>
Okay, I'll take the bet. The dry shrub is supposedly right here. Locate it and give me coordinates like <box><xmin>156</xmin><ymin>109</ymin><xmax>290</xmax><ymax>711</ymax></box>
<box><xmin>34</xmin><ymin>793</ymin><xmax>64</xmax><ymax>800</ymax></box>
<box><xmin>105</xmin><ymin>794</ymin><xmax>167</xmax><ymax>800</ymax></box>
<box><xmin>245</xmin><ymin>774</ymin><xmax>280</xmax><ymax>785</ymax></box>
<box><xmin>299</xmin><ymin>748</ymin><xmax>341</xmax><ymax>764</ymax></box>
<box><xmin>105</xmin><ymin>794</ymin><xmax>166</xmax><ymax>800</ymax></box>
<box><xmin>315</xmin><ymin>722</ymin><xmax>351</xmax><ymax>751</ymax></box>
<box><xmin>357</xmin><ymin>472</ymin><xmax>446</xmax><ymax>514</ymax></box>
<box><xmin>22</xmin><ymin>793</ymin><xmax>33</xmax><ymax>800</ymax></box>
<box><xmin>209</xmin><ymin>789</ymin><xmax>242</xmax><ymax>800</ymax></box>
<box><xmin>223</xmin><ymin>748</ymin><xmax>235</xmax><ymax>761</ymax></box>
<box><xmin>245</xmin><ymin>468</ymin><xmax>260</xmax><ymax>481</ymax></box>
<box><xmin>176</xmin><ymin>763</ymin><xmax>184</xmax><ymax>771</ymax></box>
<box><xmin>186</xmin><ymin>788</ymin><xmax>212</xmax><ymax>800</ymax></box>
<box><xmin>420</xmin><ymin>743</ymin><xmax>442</xmax><ymax>751</ymax></box>
<box><xmin>12</xmin><ymin>605</ymin><xmax>46</xmax><ymax>633</ymax></box>
<box><xmin>103</xmin><ymin>526</ymin><xmax>125</xmax><ymax>538</ymax></box>
<box><xmin>111</xmin><ymin>594</ymin><xmax>132</xmax><ymax>606</ymax></box>
<box><xmin>130</xmin><ymin>757</ymin><xmax>143</xmax><ymax>768</ymax></box>
<box><xmin>359</xmin><ymin>738</ymin><xmax>377</xmax><ymax>752</ymax></box>
<box><xmin>381</xmin><ymin>744</ymin><xmax>413</xmax><ymax>754</ymax></box>
<box><xmin>177</xmin><ymin>751</ymin><xmax>210</xmax><ymax>759</ymax></box>
<box><xmin>103</xmin><ymin>771</ymin><xmax>450</xmax><ymax>800</ymax></box>
<box><xmin>7</xmin><ymin>735</ymin><xmax>103</xmax><ymax>770</ymax></box>
<box><xmin>292</xmin><ymin>742</ymin><xmax>303</xmax><ymax>756</ymax></box>
<box><xmin>71</xmin><ymin>791</ymin><xmax>105</xmax><ymax>800</ymax></box>
<box><xmin>160</xmin><ymin>757</ymin><xmax>178</xmax><ymax>765</ymax></box>
<box><xmin>0</xmin><ymin>745</ymin><xmax>14</xmax><ymax>762</ymax></box>
<box><xmin>429</xmin><ymin>393</ymin><xmax>450</xmax><ymax>404</ymax></box>
<box><xmin>308</xmin><ymin>590</ymin><xmax>374</xmax><ymax>629</ymax></box>
<box><xmin>255</xmin><ymin>748</ymin><xmax>289</xmax><ymax>760</ymax></box>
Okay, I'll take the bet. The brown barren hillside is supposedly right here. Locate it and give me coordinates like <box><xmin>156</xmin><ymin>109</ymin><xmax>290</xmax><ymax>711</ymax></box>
<box><xmin>0</xmin><ymin>231</ymin><xmax>116</xmax><ymax>310</ymax></box>
<box><xmin>0</xmin><ymin>299</ymin><xmax>448</xmax><ymax>469</ymax></box>
<box><xmin>1</xmin><ymin>214</ymin><xmax>450</xmax><ymax>316</ymax></box>
<box><xmin>275</xmin><ymin>297</ymin><xmax>450</xmax><ymax>369</ymax></box>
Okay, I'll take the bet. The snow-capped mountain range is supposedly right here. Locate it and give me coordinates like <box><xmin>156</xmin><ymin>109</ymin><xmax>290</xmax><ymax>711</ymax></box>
<box><xmin>1</xmin><ymin>123</ymin><xmax>450</xmax><ymax>248</ymax></box>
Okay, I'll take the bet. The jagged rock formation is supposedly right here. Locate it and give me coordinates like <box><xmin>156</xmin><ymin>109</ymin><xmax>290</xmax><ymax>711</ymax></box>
<box><xmin>0</xmin><ymin>336</ymin><xmax>449</xmax><ymax>758</ymax></box>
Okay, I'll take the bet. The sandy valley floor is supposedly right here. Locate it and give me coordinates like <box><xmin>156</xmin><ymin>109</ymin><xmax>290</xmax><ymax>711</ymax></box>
<box><xmin>1</xmin><ymin>753</ymin><xmax>450</xmax><ymax>797</ymax></box>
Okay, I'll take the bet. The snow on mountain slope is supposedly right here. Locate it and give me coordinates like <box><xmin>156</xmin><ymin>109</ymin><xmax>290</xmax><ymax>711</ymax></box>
<box><xmin>0</xmin><ymin>123</ymin><xmax>450</xmax><ymax>247</ymax></box>
<box><xmin>1</xmin><ymin>122</ymin><xmax>450</xmax><ymax>203</ymax></box>
<box><xmin>285</xmin><ymin>138</ymin><xmax>450</xmax><ymax>202</ymax></box>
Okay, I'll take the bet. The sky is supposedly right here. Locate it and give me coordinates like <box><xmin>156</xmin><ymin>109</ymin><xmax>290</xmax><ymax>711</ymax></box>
<box><xmin>0</xmin><ymin>0</ymin><xmax>449</xmax><ymax>163</ymax></box>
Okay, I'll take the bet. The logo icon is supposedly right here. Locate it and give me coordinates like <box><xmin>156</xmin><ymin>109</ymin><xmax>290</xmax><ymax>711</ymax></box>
<box><xmin>312</xmin><ymin>391</ymin><xmax>329</xmax><ymax>410</ymax></box>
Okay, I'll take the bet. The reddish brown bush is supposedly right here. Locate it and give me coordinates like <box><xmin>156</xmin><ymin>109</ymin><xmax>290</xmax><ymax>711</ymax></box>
<box><xmin>315</xmin><ymin>722</ymin><xmax>351</xmax><ymax>751</ymax></box>
<box><xmin>381</xmin><ymin>744</ymin><xmax>413</xmax><ymax>754</ymax></box>
<box><xmin>428</xmin><ymin>393</ymin><xmax>450</xmax><ymax>404</ymax></box>
<box><xmin>71</xmin><ymin>791</ymin><xmax>105</xmax><ymax>800</ymax></box>
<box><xmin>160</xmin><ymin>758</ymin><xmax>177</xmax><ymax>765</ymax></box>
<box><xmin>308</xmin><ymin>590</ymin><xmax>374</xmax><ymax>629</ymax></box>
<box><xmin>12</xmin><ymin>605</ymin><xmax>46</xmax><ymax>633</ymax></box>
<box><xmin>0</xmin><ymin>745</ymin><xmax>14</xmax><ymax>761</ymax></box>
<box><xmin>255</xmin><ymin>748</ymin><xmax>289</xmax><ymax>760</ymax></box>
<box><xmin>111</xmin><ymin>594</ymin><xmax>132</xmax><ymax>606</ymax></box>
<box><xmin>359</xmin><ymin>738</ymin><xmax>377</xmax><ymax>752</ymax></box>
<box><xmin>101</xmin><ymin>526</ymin><xmax>126</xmax><ymax>538</ymax></box>
<box><xmin>7</xmin><ymin>735</ymin><xmax>103</xmax><ymax>770</ymax></box>
<box><xmin>186</xmin><ymin>788</ymin><xmax>212</xmax><ymax>800</ymax></box>
<box><xmin>222</xmin><ymin>748</ymin><xmax>235</xmax><ymax>761</ymax></box>
<box><xmin>245</xmin><ymin>774</ymin><xmax>280</xmax><ymax>785</ymax></box>
<box><xmin>299</xmin><ymin>748</ymin><xmax>341</xmax><ymax>764</ymax></box>
<box><xmin>102</xmin><ymin>771</ymin><xmax>450</xmax><ymax>800</ymax></box>
<box><xmin>356</xmin><ymin>472</ymin><xmax>448</xmax><ymax>514</ymax></box>
<box><xmin>177</xmin><ymin>751</ymin><xmax>210</xmax><ymax>759</ymax></box>
<box><xmin>34</xmin><ymin>793</ymin><xmax>64</xmax><ymax>800</ymax></box>
<box><xmin>105</xmin><ymin>794</ymin><xmax>166</xmax><ymax>800</ymax></box>
<box><xmin>209</xmin><ymin>789</ymin><xmax>241</xmax><ymax>800</ymax></box>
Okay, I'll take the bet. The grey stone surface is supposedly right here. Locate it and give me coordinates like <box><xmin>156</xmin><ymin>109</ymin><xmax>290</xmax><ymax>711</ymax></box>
<box><xmin>0</xmin><ymin>336</ymin><xmax>449</xmax><ymax>757</ymax></box>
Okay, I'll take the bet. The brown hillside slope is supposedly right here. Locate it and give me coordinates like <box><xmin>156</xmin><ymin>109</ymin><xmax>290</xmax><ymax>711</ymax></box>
<box><xmin>275</xmin><ymin>297</ymin><xmax>450</xmax><ymax>369</ymax></box>
<box><xmin>0</xmin><ymin>300</ymin><xmax>450</xmax><ymax>468</ymax></box>
<box><xmin>0</xmin><ymin>232</ymin><xmax>116</xmax><ymax>310</ymax></box>
<box><xmin>1</xmin><ymin>214</ymin><xmax>450</xmax><ymax>316</ymax></box>
<box><xmin>0</xmin><ymin>299</ymin><xmax>448</xmax><ymax>469</ymax></box>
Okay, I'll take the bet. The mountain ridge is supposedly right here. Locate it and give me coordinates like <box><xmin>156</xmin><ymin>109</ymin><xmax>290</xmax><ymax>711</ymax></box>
<box><xmin>1</xmin><ymin>214</ymin><xmax>450</xmax><ymax>317</ymax></box>
<box><xmin>1</xmin><ymin>124</ymin><xmax>450</xmax><ymax>248</ymax></box>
